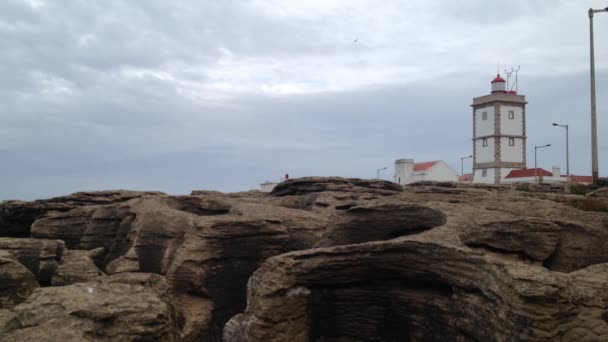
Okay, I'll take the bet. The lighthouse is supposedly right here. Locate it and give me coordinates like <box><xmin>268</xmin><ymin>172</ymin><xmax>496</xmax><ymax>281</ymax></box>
<box><xmin>471</xmin><ymin>74</ymin><xmax>527</xmax><ymax>184</ymax></box>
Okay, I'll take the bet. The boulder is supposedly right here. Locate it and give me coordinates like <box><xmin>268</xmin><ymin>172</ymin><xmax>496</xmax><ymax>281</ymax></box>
<box><xmin>0</xmin><ymin>280</ymin><xmax>176</xmax><ymax>341</ymax></box>
<box><xmin>51</xmin><ymin>250</ymin><xmax>104</xmax><ymax>286</ymax></box>
<box><xmin>0</xmin><ymin>254</ymin><xmax>39</xmax><ymax>308</ymax></box>
<box><xmin>0</xmin><ymin>190</ymin><xmax>163</xmax><ymax>237</ymax></box>
<box><xmin>0</xmin><ymin>238</ymin><xmax>65</xmax><ymax>285</ymax></box>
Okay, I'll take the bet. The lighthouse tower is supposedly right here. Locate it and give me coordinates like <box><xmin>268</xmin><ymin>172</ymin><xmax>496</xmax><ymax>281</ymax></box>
<box><xmin>472</xmin><ymin>74</ymin><xmax>527</xmax><ymax>184</ymax></box>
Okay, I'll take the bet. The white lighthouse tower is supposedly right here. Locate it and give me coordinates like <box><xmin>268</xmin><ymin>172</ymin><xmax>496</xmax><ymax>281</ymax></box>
<box><xmin>472</xmin><ymin>74</ymin><xmax>527</xmax><ymax>184</ymax></box>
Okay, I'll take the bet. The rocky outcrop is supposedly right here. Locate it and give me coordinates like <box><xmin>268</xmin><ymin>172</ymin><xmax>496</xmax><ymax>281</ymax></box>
<box><xmin>51</xmin><ymin>250</ymin><xmax>104</xmax><ymax>286</ymax></box>
<box><xmin>27</xmin><ymin>193</ymin><xmax>321</xmax><ymax>341</ymax></box>
<box><xmin>271</xmin><ymin>177</ymin><xmax>403</xmax><ymax>197</ymax></box>
<box><xmin>0</xmin><ymin>238</ymin><xmax>65</xmax><ymax>285</ymax></box>
<box><xmin>460</xmin><ymin>219</ymin><xmax>561</xmax><ymax>262</ymax></box>
<box><xmin>0</xmin><ymin>190</ymin><xmax>164</xmax><ymax>237</ymax></box>
<box><xmin>225</xmin><ymin>239</ymin><xmax>608</xmax><ymax>341</ymax></box>
<box><xmin>317</xmin><ymin>202</ymin><xmax>447</xmax><ymax>247</ymax></box>
<box><xmin>0</xmin><ymin>253</ymin><xmax>39</xmax><ymax>309</ymax></box>
<box><xmin>3</xmin><ymin>178</ymin><xmax>608</xmax><ymax>341</ymax></box>
<box><xmin>0</xmin><ymin>279</ymin><xmax>176</xmax><ymax>341</ymax></box>
<box><xmin>588</xmin><ymin>186</ymin><xmax>608</xmax><ymax>199</ymax></box>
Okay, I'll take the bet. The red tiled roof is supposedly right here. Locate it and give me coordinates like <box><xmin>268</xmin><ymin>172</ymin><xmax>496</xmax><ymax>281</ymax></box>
<box><xmin>459</xmin><ymin>174</ymin><xmax>473</xmax><ymax>182</ymax></box>
<box><xmin>569</xmin><ymin>175</ymin><xmax>593</xmax><ymax>184</ymax></box>
<box><xmin>505</xmin><ymin>168</ymin><xmax>552</xmax><ymax>178</ymax></box>
<box><xmin>414</xmin><ymin>161</ymin><xmax>438</xmax><ymax>172</ymax></box>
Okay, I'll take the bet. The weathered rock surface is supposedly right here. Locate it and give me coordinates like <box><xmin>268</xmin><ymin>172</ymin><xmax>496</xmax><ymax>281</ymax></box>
<box><xmin>28</xmin><ymin>193</ymin><xmax>325</xmax><ymax>341</ymax></box>
<box><xmin>0</xmin><ymin>253</ymin><xmax>38</xmax><ymax>309</ymax></box>
<box><xmin>225</xmin><ymin>240</ymin><xmax>608</xmax><ymax>341</ymax></box>
<box><xmin>51</xmin><ymin>250</ymin><xmax>104</xmax><ymax>286</ymax></box>
<box><xmin>0</xmin><ymin>279</ymin><xmax>176</xmax><ymax>341</ymax></box>
<box><xmin>0</xmin><ymin>190</ymin><xmax>163</xmax><ymax>237</ymax></box>
<box><xmin>588</xmin><ymin>186</ymin><xmax>608</xmax><ymax>199</ymax></box>
<box><xmin>0</xmin><ymin>238</ymin><xmax>65</xmax><ymax>285</ymax></box>
<box><xmin>5</xmin><ymin>178</ymin><xmax>608</xmax><ymax>341</ymax></box>
<box><xmin>271</xmin><ymin>177</ymin><xmax>403</xmax><ymax>197</ymax></box>
<box><xmin>317</xmin><ymin>202</ymin><xmax>447</xmax><ymax>247</ymax></box>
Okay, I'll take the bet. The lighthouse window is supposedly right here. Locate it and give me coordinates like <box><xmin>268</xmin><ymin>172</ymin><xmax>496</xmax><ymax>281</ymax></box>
<box><xmin>509</xmin><ymin>110</ymin><xmax>514</xmax><ymax>119</ymax></box>
<box><xmin>482</xmin><ymin>112</ymin><xmax>487</xmax><ymax>120</ymax></box>
<box><xmin>482</xmin><ymin>138</ymin><xmax>488</xmax><ymax>147</ymax></box>
<box><xmin>482</xmin><ymin>169</ymin><xmax>487</xmax><ymax>177</ymax></box>
<box><xmin>509</xmin><ymin>138</ymin><xmax>515</xmax><ymax>146</ymax></box>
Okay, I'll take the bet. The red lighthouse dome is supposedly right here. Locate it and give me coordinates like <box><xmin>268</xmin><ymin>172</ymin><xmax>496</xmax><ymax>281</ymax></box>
<box><xmin>491</xmin><ymin>74</ymin><xmax>506</xmax><ymax>93</ymax></box>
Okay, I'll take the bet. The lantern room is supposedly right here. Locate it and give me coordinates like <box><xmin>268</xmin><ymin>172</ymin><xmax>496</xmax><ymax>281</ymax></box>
<box><xmin>491</xmin><ymin>74</ymin><xmax>506</xmax><ymax>93</ymax></box>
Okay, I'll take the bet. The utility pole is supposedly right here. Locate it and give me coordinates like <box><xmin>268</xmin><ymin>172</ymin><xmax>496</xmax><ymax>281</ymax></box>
<box><xmin>589</xmin><ymin>8</ymin><xmax>607</xmax><ymax>182</ymax></box>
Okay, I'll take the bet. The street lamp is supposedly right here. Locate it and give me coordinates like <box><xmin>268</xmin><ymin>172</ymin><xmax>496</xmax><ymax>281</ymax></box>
<box><xmin>589</xmin><ymin>7</ymin><xmax>607</xmax><ymax>182</ymax></box>
<box><xmin>553</xmin><ymin>123</ymin><xmax>570</xmax><ymax>183</ymax></box>
<box><xmin>376</xmin><ymin>166</ymin><xmax>388</xmax><ymax>179</ymax></box>
<box><xmin>461</xmin><ymin>155</ymin><xmax>472</xmax><ymax>176</ymax></box>
<box><xmin>534</xmin><ymin>144</ymin><xmax>551</xmax><ymax>184</ymax></box>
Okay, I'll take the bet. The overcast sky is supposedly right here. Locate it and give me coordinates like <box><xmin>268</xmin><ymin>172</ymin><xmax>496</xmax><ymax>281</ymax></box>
<box><xmin>2</xmin><ymin>0</ymin><xmax>608</xmax><ymax>200</ymax></box>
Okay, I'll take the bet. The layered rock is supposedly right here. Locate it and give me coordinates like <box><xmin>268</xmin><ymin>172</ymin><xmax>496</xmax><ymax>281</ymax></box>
<box><xmin>0</xmin><ymin>190</ymin><xmax>163</xmax><ymax>237</ymax></box>
<box><xmin>0</xmin><ymin>278</ymin><xmax>176</xmax><ymax>341</ymax></box>
<box><xmin>0</xmin><ymin>238</ymin><xmax>65</xmax><ymax>285</ymax></box>
<box><xmin>0</xmin><ymin>253</ymin><xmax>38</xmax><ymax>309</ymax></box>
<box><xmin>317</xmin><ymin>202</ymin><xmax>447</xmax><ymax>247</ymax></box>
<box><xmin>225</xmin><ymin>239</ymin><xmax>608</xmax><ymax>341</ymax></box>
<box><xmin>51</xmin><ymin>250</ymin><xmax>104</xmax><ymax>286</ymax></box>
<box><xmin>270</xmin><ymin>177</ymin><xmax>403</xmax><ymax>197</ymax></box>
<box><xmin>28</xmin><ymin>193</ymin><xmax>322</xmax><ymax>341</ymax></box>
<box><xmin>4</xmin><ymin>178</ymin><xmax>608</xmax><ymax>341</ymax></box>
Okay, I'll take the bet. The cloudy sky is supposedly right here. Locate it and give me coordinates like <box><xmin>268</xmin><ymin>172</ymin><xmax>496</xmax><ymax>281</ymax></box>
<box><xmin>2</xmin><ymin>0</ymin><xmax>608</xmax><ymax>200</ymax></box>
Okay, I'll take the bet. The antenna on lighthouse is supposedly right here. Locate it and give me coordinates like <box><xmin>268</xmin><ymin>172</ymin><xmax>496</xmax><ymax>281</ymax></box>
<box><xmin>512</xmin><ymin>66</ymin><xmax>521</xmax><ymax>92</ymax></box>
<box><xmin>504</xmin><ymin>68</ymin><xmax>513</xmax><ymax>90</ymax></box>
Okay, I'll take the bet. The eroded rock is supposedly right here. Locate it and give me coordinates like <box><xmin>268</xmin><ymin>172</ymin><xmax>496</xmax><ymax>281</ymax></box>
<box><xmin>0</xmin><ymin>190</ymin><xmax>163</xmax><ymax>237</ymax></box>
<box><xmin>0</xmin><ymin>238</ymin><xmax>65</xmax><ymax>285</ymax></box>
<box><xmin>0</xmin><ymin>254</ymin><xmax>39</xmax><ymax>309</ymax></box>
<box><xmin>51</xmin><ymin>250</ymin><xmax>104</xmax><ymax>286</ymax></box>
<box><xmin>225</xmin><ymin>240</ymin><xmax>608</xmax><ymax>341</ymax></box>
<box><xmin>0</xmin><ymin>281</ymin><xmax>176</xmax><ymax>341</ymax></box>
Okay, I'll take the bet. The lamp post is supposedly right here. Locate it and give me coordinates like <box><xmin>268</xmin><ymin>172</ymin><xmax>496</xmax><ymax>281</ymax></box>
<box><xmin>534</xmin><ymin>144</ymin><xmax>551</xmax><ymax>184</ymax></box>
<box><xmin>461</xmin><ymin>155</ymin><xmax>472</xmax><ymax>176</ymax></box>
<box><xmin>553</xmin><ymin>123</ymin><xmax>570</xmax><ymax>183</ymax></box>
<box><xmin>589</xmin><ymin>7</ymin><xmax>607</xmax><ymax>182</ymax></box>
<box><xmin>376</xmin><ymin>166</ymin><xmax>387</xmax><ymax>179</ymax></box>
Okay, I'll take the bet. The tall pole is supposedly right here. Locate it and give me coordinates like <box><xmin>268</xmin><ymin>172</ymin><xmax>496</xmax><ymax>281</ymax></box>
<box><xmin>534</xmin><ymin>144</ymin><xmax>550</xmax><ymax>184</ymax></box>
<box><xmin>566</xmin><ymin>125</ymin><xmax>570</xmax><ymax>183</ymax></box>
<box><xmin>460</xmin><ymin>155</ymin><xmax>472</xmax><ymax>176</ymax></box>
<box><xmin>590</xmin><ymin>8</ymin><xmax>600</xmax><ymax>182</ymax></box>
<box><xmin>535</xmin><ymin>147</ymin><xmax>538</xmax><ymax>184</ymax></box>
<box><xmin>461</xmin><ymin>158</ymin><xmax>464</xmax><ymax>177</ymax></box>
<box><xmin>553</xmin><ymin>123</ymin><xmax>570</xmax><ymax>183</ymax></box>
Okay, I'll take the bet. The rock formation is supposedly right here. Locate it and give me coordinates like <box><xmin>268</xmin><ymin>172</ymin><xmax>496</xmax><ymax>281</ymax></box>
<box><xmin>1</xmin><ymin>178</ymin><xmax>608</xmax><ymax>341</ymax></box>
<box><xmin>0</xmin><ymin>190</ymin><xmax>164</xmax><ymax>237</ymax></box>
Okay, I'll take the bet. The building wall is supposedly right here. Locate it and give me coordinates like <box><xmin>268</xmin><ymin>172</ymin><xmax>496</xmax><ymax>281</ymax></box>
<box><xmin>394</xmin><ymin>159</ymin><xmax>414</xmax><ymax>185</ymax></box>
<box><xmin>499</xmin><ymin>137</ymin><xmax>524</xmax><ymax>163</ymax></box>
<box><xmin>499</xmin><ymin>106</ymin><xmax>523</xmax><ymax>136</ymax></box>
<box><xmin>474</xmin><ymin>106</ymin><xmax>495</xmax><ymax>137</ymax></box>
<box><xmin>260</xmin><ymin>182</ymin><xmax>278</xmax><ymax>192</ymax></box>
<box><xmin>426</xmin><ymin>161</ymin><xmax>459</xmax><ymax>182</ymax></box>
<box><xmin>472</xmin><ymin>168</ymin><xmax>495</xmax><ymax>184</ymax></box>
<box><xmin>475</xmin><ymin>138</ymin><xmax>495</xmax><ymax>163</ymax></box>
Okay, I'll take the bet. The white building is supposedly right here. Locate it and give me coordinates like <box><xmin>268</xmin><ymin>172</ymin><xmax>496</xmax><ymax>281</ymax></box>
<box><xmin>472</xmin><ymin>75</ymin><xmax>527</xmax><ymax>184</ymax></box>
<box><xmin>260</xmin><ymin>173</ymin><xmax>290</xmax><ymax>192</ymax></box>
<box><xmin>394</xmin><ymin>159</ymin><xmax>459</xmax><ymax>185</ymax></box>
<box><xmin>501</xmin><ymin>166</ymin><xmax>593</xmax><ymax>185</ymax></box>
<box><xmin>260</xmin><ymin>181</ymin><xmax>279</xmax><ymax>192</ymax></box>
